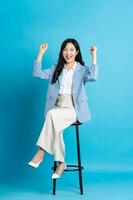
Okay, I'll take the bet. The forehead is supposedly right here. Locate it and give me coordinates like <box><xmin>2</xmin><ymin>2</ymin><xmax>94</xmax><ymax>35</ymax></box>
<box><xmin>64</xmin><ymin>42</ymin><xmax>76</xmax><ymax>49</ymax></box>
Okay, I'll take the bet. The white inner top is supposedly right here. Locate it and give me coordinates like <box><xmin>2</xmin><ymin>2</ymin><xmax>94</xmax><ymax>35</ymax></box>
<box><xmin>59</xmin><ymin>61</ymin><xmax>77</xmax><ymax>95</ymax></box>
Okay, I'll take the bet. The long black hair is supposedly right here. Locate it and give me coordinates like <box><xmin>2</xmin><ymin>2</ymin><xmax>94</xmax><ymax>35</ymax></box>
<box><xmin>51</xmin><ymin>38</ymin><xmax>85</xmax><ymax>84</ymax></box>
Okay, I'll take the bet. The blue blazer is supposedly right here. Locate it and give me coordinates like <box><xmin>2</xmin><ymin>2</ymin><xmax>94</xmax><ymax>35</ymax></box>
<box><xmin>33</xmin><ymin>62</ymin><xmax>99</xmax><ymax>123</ymax></box>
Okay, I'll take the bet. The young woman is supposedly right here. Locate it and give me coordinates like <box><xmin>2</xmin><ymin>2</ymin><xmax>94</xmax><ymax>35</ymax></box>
<box><xmin>28</xmin><ymin>38</ymin><xmax>99</xmax><ymax>179</ymax></box>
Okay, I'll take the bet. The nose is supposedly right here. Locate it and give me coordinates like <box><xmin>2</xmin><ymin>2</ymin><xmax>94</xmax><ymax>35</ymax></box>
<box><xmin>66</xmin><ymin>50</ymin><xmax>71</xmax><ymax>55</ymax></box>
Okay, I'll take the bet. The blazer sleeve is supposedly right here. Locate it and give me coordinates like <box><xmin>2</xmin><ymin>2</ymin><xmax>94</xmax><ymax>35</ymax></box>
<box><xmin>84</xmin><ymin>64</ymin><xmax>99</xmax><ymax>82</ymax></box>
<box><xmin>32</xmin><ymin>61</ymin><xmax>51</xmax><ymax>80</ymax></box>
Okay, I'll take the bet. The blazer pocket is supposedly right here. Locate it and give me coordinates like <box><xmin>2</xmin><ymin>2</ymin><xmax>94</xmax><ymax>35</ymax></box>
<box><xmin>46</xmin><ymin>94</ymin><xmax>54</xmax><ymax>100</ymax></box>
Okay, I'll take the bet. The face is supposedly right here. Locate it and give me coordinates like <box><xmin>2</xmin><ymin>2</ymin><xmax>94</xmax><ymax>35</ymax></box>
<box><xmin>62</xmin><ymin>42</ymin><xmax>79</xmax><ymax>64</ymax></box>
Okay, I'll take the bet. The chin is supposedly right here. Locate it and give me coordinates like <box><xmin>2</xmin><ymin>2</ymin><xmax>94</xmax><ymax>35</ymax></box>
<box><xmin>65</xmin><ymin>59</ymin><xmax>75</xmax><ymax>64</ymax></box>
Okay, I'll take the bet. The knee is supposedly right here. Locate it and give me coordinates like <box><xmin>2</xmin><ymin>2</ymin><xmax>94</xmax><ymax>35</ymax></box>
<box><xmin>47</xmin><ymin>109</ymin><xmax>54</xmax><ymax>117</ymax></box>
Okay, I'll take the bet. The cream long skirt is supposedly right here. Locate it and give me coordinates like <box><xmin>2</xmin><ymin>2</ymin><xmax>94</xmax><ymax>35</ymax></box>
<box><xmin>36</xmin><ymin>94</ymin><xmax>77</xmax><ymax>163</ymax></box>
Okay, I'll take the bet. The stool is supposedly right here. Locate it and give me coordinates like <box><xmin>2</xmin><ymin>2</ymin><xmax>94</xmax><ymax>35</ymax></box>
<box><xmin>52</xmin><ymin>121</ymin><xmax>84</xmax><ymax>195</ymax></box>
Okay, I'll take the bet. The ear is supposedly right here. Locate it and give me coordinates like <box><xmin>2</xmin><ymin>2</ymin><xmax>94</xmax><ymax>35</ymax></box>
<box><xmin>76</xmin><ymin>50</ymin><xmax>79</xmax><ymax>55</ymax></box>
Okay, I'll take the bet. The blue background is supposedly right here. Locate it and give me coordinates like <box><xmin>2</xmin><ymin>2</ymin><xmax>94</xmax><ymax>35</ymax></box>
<box><xmin>0</xmin><ymin>0</ymin><xmax>133</xmax><ymax>199</ymax></box>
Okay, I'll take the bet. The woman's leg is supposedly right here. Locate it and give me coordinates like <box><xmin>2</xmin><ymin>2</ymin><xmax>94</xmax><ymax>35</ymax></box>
<box><xmin>39</xmin><ymin>107</ymin><xmax>76</xmax><ymax>163</ymax></box>
<box><xmin>30</xmin><ymin>106</ymin><xmax>76</xmax><ymax>166</ymax></box>
<box><xmin>30</xmin><ymin>147</ymin><xmax>45</xmax><ymax>164</ymax></box>
<box><xmin>53</xmin><ymin>161</ymin><xmax>66</xmax><ymax>177</ymax></box>
<box><xmin>54</xmin><ymin>130</ymin><xmax>65</xmax><ymax>163</ymax></box>
<box><xmin>29</xmin><ymin>109</ymin><xmax>55</xmax><ymax>164</ymax></box>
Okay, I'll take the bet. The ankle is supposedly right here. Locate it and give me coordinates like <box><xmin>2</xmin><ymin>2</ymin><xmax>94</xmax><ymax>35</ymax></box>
<box><xmin>38</xmin><ymin>148</ymin><xmax>45</xmax><ymax>156</ymax></box>
<box><xmin>58</xmin><ymin>161</ymin><xmax>65</xmax><ymax>164</ymax></box>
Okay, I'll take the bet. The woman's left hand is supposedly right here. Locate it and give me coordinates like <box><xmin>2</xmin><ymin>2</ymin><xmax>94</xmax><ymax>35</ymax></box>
<box><xmin>90</xmin><ymin>46</ymin><xmax>97</xmax><ymax>56</ymax></box>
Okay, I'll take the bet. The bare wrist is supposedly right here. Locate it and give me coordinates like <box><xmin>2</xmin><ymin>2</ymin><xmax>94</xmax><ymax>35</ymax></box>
<box><xmin>39</xmin><ymin>51</ymin><xmax>44</xmax><ymax>57</ymax></box>
<box><xmin>91</xmin><ymin>53</ymin><xmax>97</xmax><ymax>57</ymax></box>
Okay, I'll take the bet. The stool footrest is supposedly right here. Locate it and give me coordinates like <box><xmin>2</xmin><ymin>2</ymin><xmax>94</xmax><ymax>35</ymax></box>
<box><xmin>65</xmin><ymin>164</ymin><xmax>84</xmax><ymax>172</ymax></box>
<box><xmin>52</xmin><ymin>164</ymin><xmax>84</xmax><ymax>172</ymax></box>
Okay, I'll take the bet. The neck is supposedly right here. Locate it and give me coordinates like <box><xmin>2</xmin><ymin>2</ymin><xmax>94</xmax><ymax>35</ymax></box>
<box><xmin>65</xmin><ymin>61</ymin><xmax>75</xmax><ymax>69</ymax></box>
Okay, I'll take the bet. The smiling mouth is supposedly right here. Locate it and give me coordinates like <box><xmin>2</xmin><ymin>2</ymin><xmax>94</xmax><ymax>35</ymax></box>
<box><xmin>66</xmin><ymin>56</ymin><xmax>73</xmax><ymax>60</ymax></box>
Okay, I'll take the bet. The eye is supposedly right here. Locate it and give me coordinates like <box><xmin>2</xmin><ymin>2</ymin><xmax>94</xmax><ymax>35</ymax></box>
<box><xmin>70</xmin><ymin>48</ymin><xmax>75</xmax><ymax>51</ymax></box>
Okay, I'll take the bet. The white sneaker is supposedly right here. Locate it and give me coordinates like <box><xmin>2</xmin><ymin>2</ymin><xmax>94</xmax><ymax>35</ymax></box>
<box><xmin>52</xmin><ymin>163</ymin><xmax>66</xmax><ymax>179</ymax></box>
<box><xmin>28</xmin><ymin>159</ymin><xmax>43</xmax><ymax>168</ymax></box>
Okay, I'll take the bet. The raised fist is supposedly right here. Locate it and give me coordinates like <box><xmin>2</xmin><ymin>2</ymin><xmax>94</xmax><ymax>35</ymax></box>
<box><xmin>90</xmin><ymin>46</ymin><xmax>97</xmax><ymax>55</ymax></box>
<box><xmin>39</xmin><ymin>43</ymin><xmax>48</xmax><ymax>54</ymax></box>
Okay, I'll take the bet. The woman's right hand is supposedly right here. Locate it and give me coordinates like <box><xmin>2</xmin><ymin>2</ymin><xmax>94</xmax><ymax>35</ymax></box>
<box><xmin>39</xmin><ymin>43</ymin><xmax>48</xmax><ymax>54</ymax></box>
<box><xmin>36</xmin><ymin>43</ymin><xmax>48</xmax><ymax>63</ymax></box>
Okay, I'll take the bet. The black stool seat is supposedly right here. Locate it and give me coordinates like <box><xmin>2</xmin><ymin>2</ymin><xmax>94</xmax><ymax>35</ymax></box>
<box><xmin>52</xmin><ymin>120</ymin><xmax>84</xmax><ymax>195</ymax></box>
<box><xmin>71</xmin><ymin>121</ymin><xmax>82</xmax><ymax>125</ymax></box>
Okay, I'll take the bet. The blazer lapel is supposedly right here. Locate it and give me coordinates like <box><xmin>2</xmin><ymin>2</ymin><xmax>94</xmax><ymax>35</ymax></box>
<box><xmin>55</xmin><ymin>70</ymin><xmax>63</xmax><ymax>89</ymax></box>
<box><xmin>72</xmin><ymin>62</ymin><xmax>82</xmax><ymax>90</ymax></box>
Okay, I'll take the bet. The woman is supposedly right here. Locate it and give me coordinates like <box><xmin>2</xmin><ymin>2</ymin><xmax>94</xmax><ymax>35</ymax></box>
<box><xmin>28</xmin><ymin>38</ymin><xmax>99</xmax><ymax>179</ymax></box>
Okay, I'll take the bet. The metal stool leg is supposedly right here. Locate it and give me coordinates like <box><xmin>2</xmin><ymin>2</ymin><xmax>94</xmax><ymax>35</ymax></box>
<box><xmin>76</xmin><ymin>125</ymin><xmax>83</xmax><ymax>194</ymax></box>
<box><xmin>53</xmin><ymin>161</ymin><xmax>57</xmax><ymax>195</ymax></box>
<box><xmin>52</xmin><ymin>123</ymin><xmax>84</xmax><ymax>195</ymax></box>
